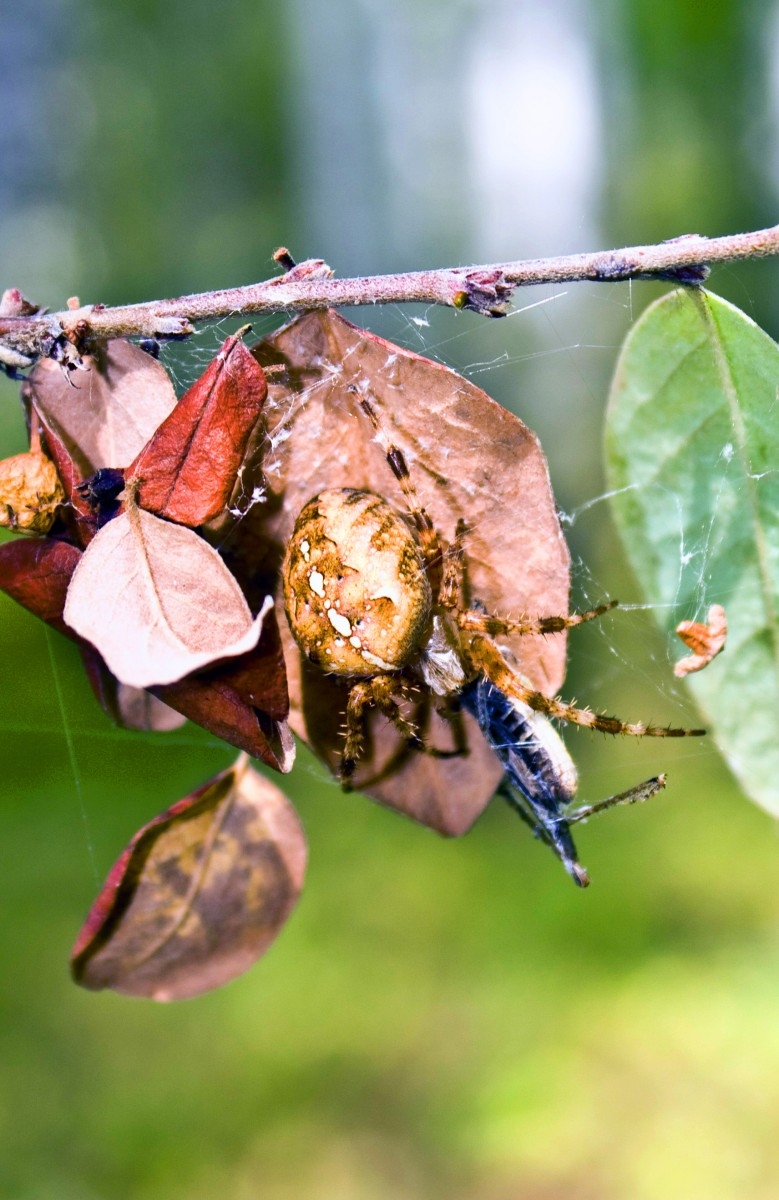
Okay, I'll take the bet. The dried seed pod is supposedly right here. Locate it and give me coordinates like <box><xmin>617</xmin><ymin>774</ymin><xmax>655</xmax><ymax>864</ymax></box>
<box><xmin>0</xmin><ymin>450</ymin><xmax>64</xmax><ymax>534</ymax></box>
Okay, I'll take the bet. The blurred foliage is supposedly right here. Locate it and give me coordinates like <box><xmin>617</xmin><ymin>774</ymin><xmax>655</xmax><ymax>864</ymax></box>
<box><xmin>596</xmin><ymin>0</ymin><xmax>778</xmax><ymax>331</ymax></box>
<box><xmin>598</xmin><ymin>0</ymin><xmax>772</xmax><ymax>229</ymax></box>
<box><xmin>1</xmin><ymin>2</ymin><xmax>779</xmax><ymax>1198</ymax></box>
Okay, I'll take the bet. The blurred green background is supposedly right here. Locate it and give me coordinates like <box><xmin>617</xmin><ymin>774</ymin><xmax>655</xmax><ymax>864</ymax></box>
<box><xmin>2</xmin><ymin>2</ymin><xmax>779</xmax><ymax>1197</ymax></box>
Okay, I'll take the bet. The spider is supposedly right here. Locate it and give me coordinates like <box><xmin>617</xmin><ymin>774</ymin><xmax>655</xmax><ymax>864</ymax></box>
<box><xmin>281</xmin><ymin>391</ymin><xmax>704</xmax><ymax>885</ymax></box>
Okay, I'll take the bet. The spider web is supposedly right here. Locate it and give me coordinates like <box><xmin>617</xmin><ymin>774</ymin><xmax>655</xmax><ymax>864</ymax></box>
<box><xmin>197</xmin><ymin>286</ymin><xmax>711</xmax><ymax>789</ymax></box>
<box><xmin>0</xmin><ymin>284</ymin><xmax>714</xmax><ymax>872</ymax></box>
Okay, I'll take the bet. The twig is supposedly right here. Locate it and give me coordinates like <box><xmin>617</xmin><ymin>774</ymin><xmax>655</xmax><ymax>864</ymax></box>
<box><xmin>1</xmin><ymin>222</ymin><xmax>778</xmax><ymax>369</ymax></box>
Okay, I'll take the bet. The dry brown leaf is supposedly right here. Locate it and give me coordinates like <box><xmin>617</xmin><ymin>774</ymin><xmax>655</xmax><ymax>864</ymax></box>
<box><xmin>674</xmin><ymin>603</ymin><xmax>728</xmax><ymax>677</ymax></box>
<box><xmin>63</xmin><ymin>504</ymin><xmax>270</xmax><ymax>688</ymax></box>
<box><xmin>70</xmin><ymin>756</ymin><xmax>307</xmax><ymax>1000</ymax></box>
<box><xmin>239</xmin><ymin>310</ymin><xmax>570</xmax><ymax>836</ymax></box>
<box><xmin>27</xmin><ymin>339</ymin><xmax>177</xmax><ymax>475</ymax></box>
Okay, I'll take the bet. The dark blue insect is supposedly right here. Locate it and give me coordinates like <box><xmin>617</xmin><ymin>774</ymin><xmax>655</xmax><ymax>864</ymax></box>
<box><xmin>462</xmin><ymin>676</ymin><xmax>666</xmax><ymax>887</ymax></box>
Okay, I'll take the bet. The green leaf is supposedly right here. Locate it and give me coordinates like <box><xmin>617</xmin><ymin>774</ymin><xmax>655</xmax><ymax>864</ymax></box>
<box><xmin>606</xmin><ymin>288</ymin><xmax>779</xmax><ymax>815</ymax></box>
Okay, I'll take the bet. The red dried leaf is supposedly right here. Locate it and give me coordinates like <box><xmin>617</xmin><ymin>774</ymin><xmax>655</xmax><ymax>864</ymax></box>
<box><xmin>130</xmin><ymin>334</ymin><xmax>268</xmax><ymax>527</ymax></box>
<box><xmin>78</xmin><ymin>615</ymin><xmax>292</xmax><ymax>768</ymax></box>
<box><xmin>0</xmin><ymin>509</ymin><xmax>290</xmax><ymax>764</ymax></box>
<box><xmin>71</xmin><ymin>757</ymin><xmax>307</xmax><ymax>1000</ymax></box>
<box><xmin>0</xmin><ymin>530</ymin><xmax>290</xmax><ymax>762</ymax></box>
<box><xmin>152</xmin><ymin>610</ymin><xmax>294</xmax><ymax>771</ymax></box>
<box><xmin>31</xmin><ymin>416</ymin><xmax>101</xmax><ymax>546</ymax></box>
<box><xmin>0</xmin><ymin>538</ymin><xmax>81</xmax><ymax>633</ymax></box>
<box><xmin>242</xmin><ymin>310</ymin><xmax>570</xmax><ymax>836</ymax></box>
<box><xmin>27</xmin><ymin>339</ymin><xmax>177</xmax><ymax>475</ymax></box>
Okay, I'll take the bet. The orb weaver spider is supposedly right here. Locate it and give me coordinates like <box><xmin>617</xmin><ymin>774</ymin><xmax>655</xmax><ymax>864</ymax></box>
<box><xmin>281</xmin><ymin>387</ymin><xmax>705</xmax><ymax>886</ymax></box>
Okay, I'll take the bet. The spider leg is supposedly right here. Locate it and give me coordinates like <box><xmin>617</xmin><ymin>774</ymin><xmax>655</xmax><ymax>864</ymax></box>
<box><xmin>341</xmin><ymin>681</ymin><xmax>373</xmax><ymax>782</ymax></box>
<box><xmin>349</xmin><ymin>387</ymin><xmax>443</xmax><ymax>585</ymax></box>
<box><xmin>468</xmin><ymin>632</ymin><xmax>706</xmax><ymax>737</ymax></box>
<box><xmin>439</xmin><ymin>519</ymin><xmax>468</xmax><ymax>610</ymax></box>
<box><xmin>459</xmin><ymin>599</ymin><xmax>618</xmax><ymax>638</ymax></box>
<box><xmin>341</xmin><ymin>675</ymin><xmax>424</xmax><ymax>785</ymax></box>
<box><xmin>432</xmin><ymin>693</ymin><xmax>470</xmax><ymax>759</ymax></box>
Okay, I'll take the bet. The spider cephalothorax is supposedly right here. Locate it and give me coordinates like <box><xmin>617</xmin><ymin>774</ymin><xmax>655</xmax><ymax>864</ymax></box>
<box><xmin>280</xmin><ymin>390</ymin><xmax>705</xmax><ymax>885</ymax></box>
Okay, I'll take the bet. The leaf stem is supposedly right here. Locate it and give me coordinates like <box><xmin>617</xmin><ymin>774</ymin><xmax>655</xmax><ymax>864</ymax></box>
<box><xmin>1</xmin><ymin>222</ymin><xmax>778</xmax><ymax>366</ymax></box>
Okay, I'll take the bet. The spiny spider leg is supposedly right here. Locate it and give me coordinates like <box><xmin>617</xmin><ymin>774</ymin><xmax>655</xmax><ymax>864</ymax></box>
<box><xmin>469</xmin><ymin>632</ymin><xmax>706</xmax><ymax>738</ymax></box>
<box><xmin>439</xmin><ymin>519</ymin><xmax>468</xmax><ymax>610</ymax></box>
<box><xmin>349</xmin><ymin>386</ymin><xmax>443</xmax><ymax>587</ymax></box>
<box><xmin>459</xmin><ymin>598</ymin><xmax>618</xmax><ymax>638</ymax></box>
<box><xmin>341</xmin><ymin>675</ymin><xmax>424</xmax><ymax>784</ymax></box>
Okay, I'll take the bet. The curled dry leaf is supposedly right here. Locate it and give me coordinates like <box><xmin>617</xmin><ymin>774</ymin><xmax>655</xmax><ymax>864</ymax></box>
<box><xmin>63</xmin><ymin>503</ymin><xmax>270</xmax><ymax>688</ymax></box>
<box><xmin>240</xmin><ymin>310</ymin><xmax>570</xmax><ymax>836</ymax></box>
<box><xmin>131</xmin><ymin>333</ymin><xmax>268</xmax><ymax>527</ymax></box>
<box><xmin>674</xmin><ymin>603</ymin><xmax>728</xmax><ymax>677</ymax></box>
<box><xmin>27</xmin><ymin>338</ymin><xmax>177</xmax><ymax>476</ymax></box>
<box><xmin>71</xmin><ymin>756</ymin><xmax>307</xmax><ymax>1000</ymax></box>
<box><xmin>27</xmin><ymin>415</ymin><xmax>102</xmax><ymax>547</ymax></box>
<box><xmin>0</xmin><ymin>450</ymin><xmax>64</xmax><ymax>534</ymax></box>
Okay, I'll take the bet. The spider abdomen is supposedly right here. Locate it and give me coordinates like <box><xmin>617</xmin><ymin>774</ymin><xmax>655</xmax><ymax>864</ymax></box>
<box><xmin>282</xmin><ymin>488</ymin><xmax>432</xmax><ymax>676</ymax></box>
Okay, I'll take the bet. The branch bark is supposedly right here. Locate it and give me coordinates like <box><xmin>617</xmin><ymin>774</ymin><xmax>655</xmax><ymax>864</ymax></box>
<box><xmin>1</xmin><ymin>222</ymin><xmax>778</xmax><ymax>369</ymax></box>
